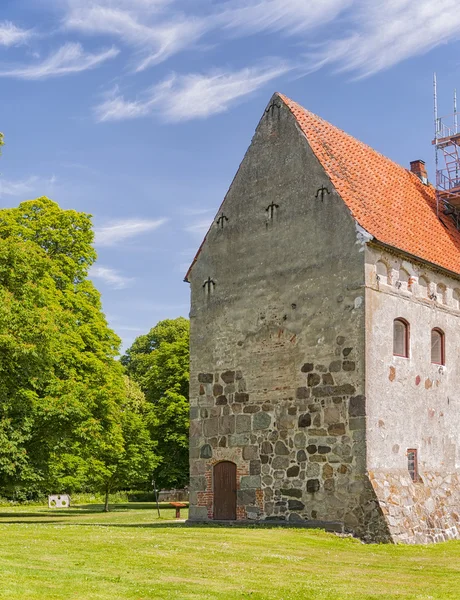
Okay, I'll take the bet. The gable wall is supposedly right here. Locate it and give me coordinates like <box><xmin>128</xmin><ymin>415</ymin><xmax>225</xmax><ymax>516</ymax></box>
<box><xmin>365</xmin><ymin>244</ymin><xmax>460</xmax><ymax>543</ymax></box>
<box><xmin>188</xmin><ymin>99</ymin><xmax>389</xmax><ymax>539</ymax></box>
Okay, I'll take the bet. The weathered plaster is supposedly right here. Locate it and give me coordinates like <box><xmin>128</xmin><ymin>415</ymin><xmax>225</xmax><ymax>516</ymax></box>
<box><xmin>365</xmin><ymin>244</ymin><xmax>460</xmax><ymax>543</ymax></box>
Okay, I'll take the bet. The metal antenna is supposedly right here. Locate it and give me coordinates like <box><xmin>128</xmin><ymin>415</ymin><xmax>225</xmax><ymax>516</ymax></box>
<box><xmin>434</xmin><ymin>73</ymin><xmax>439</xmax><ymax>216</ymax></box>
<box><xmin>454</xmin><ymin>88</ymin><xmax>458</xmax><ymax>134</ymax></box>
<box><xmin>432</xmin><ymin>73</ymin><xmax>460</xmax><ymax>229</ymax></box>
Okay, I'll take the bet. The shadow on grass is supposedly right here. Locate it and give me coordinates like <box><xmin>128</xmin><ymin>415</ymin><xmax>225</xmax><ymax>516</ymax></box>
<box><xmin>0</xmin><ymin>502</ymin><xmax>186</xmax><ymax>520</ymax></box>
<box><xmin>0</xmin><ymin>516</ymin><xmax>336</xmax><ymax>533</ymax></box>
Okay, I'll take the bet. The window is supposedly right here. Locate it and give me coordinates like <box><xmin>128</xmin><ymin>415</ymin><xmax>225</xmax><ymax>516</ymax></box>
<box><xmin>453</xmin><ymin>289</ymin><xmax>460</xmax><ymax>310</ymax></box>
<box><xmin>397</xmin><ymin>268</ymin><xmax>410</xmax><ymax>291</ymax></box>
<box><xmin>407</xmin><ymin>449</ymin><xmax>419</xmax><ymax>482</ymax></box>
<box><xmin>418</xmin><ymin>276</ymin><xmax>429</xmax><ymax>298</ymax></box>
<box><xmin>436</xmin><ymin>283</ymin><xmax>447</xmax><ymax>304</ymax></box>
<box><xmin>393</xmin><ymin>318</ymin><xmax>409</xmax><ymax>357</ymax></box>
<box><xmin>431</xmin><ymin>328</ymin><xmax>445</xmax><ymax>365</ymax></box>
<box><xmin>376</xmin><ymin>261</ymin><xmax>389</xmax><ymax>285</ymax></box>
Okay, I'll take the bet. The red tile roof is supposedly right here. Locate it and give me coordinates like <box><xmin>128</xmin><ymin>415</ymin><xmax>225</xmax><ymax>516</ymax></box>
<box><xmin>186</xmin><ymin>94</ymin><xmax>460</xmax><ymax>281</ymax></box>
<box><xmin>279</xmin><ymin>93</ymin><xmax>460</xmax><ymax>276</ymax></box>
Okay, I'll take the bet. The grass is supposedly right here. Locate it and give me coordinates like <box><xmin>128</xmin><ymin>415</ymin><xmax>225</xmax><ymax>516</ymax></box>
<box><xmin>0</xmin><ymin>504</ymin><xmax>459</xmax><ymax>599</ymax></box>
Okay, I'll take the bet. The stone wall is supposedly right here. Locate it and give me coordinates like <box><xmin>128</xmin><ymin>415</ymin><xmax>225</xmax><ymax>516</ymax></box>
<box><xmin>188</xmin><ymin>95</ymin><xmax>390</xmax><ymax>541</ymax></box>
<box><xmin>365</xmin><ymin>244</ymin><xmax>460</xmax><ymax>543</ymax></box>
<box><xmin>370</xmin><ymin>470</ymin><xmax>460</xmax><ymax>544</ymax></box>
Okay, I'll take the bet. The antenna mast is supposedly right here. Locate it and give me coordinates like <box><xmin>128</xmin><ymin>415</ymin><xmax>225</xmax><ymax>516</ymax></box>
<box><xmin>434</xmin><ymin>73</ymin><xmax>439</xmax><ymax>216</ymax></box>
<box><xmin>433</xmin><ymin>74</ymin><xmax>460</xmax><ymax>229</ymax></box>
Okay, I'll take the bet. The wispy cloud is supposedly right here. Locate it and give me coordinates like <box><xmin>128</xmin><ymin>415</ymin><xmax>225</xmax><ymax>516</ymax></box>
<box><xmin>309</xmin><ymin>0</ymin><xmax>460</xmax><ymax>78</ymax></box>
<box><xmin>50</xmin><ymin>0</ymin><xmax>460</xmax><ymax>84</ymax></box>
<box><xmin>218</xmin><ymin>0</ymin><xmax>352</xmax><ymax>37</ymax></box>
<box><xmin>115</xmin><ymin>325</ymin><xmax>145</xmax><ymax>332</ymax></box>
<box><xmin>90</xmin><ymin>265</ymin><xmax>133</xmax><ymax>289</ymax></box>
<box><xmin>63</xmin><ymin>0</ymin><xmax>351</xmax><ymax>71</ymax></box>
<box><xmin>180</xmin><ymin>207</ymin><xmax>214</xmax><ymax>217</ymax></box>
<box><xmin>64</xmin><ymin>4</ymin><xmax>206</xmax><ymax>72</ymax></box>
<box><xmin>0</xmin><ymin>42</ymin><xmax>119</xmax><ymax>80</ymax></box>
<box><xmin>94</xmin><ymin>217</ymin><xmax>168</xmax><ymax>246</ymax></box>
<box><xmin>95</xmin><ymin>62</ymin><xmax>291</xmax><ymax>122</ymax></box>
<box><xmin>185</xmin><ymin>217</ymin><xmax>214</xmax><ymax>237</ymax></box>
<box><xmin>0</xmin><ymin>21</ymin><xmax>33</xmax><ymax>47</ymax></box>
<box><xmin>0</xmin><ymin>175</ymin><xmax>56</xmax><ymax>198</ymax></box>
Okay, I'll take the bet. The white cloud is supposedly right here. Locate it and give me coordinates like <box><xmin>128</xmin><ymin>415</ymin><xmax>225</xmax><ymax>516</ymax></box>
<box><xmin>185</xmin><ymin>217</ymin><xmax>214</xmax><ymax>237</ymax></box>
<box><xmin>62</xmin><ymin>0</ymin><xmax>351</xmax><ymax>71</ymax></box>
<box><xmin>309</xmin><ymin>0</ymin><xmax>460</xmax><ymax>78</ymax></box>
<box><xmin>90</xmin><ymin>265</ymin><xmax>133</xmax><ymax>289</ymax></box>
<box><xmin>94</xmin><ymin>87</ymin><xmax>153</xmax><ymax>121</ymax></box>
<box><xmin>0</xmin><ymin>21</ymin><xmax>33</xmax><ymax>47</ymax></box>
<box><xmin>115</xmin><ymin>325</ymin><xmax>145</xmax><ymax>332</ymax></box>
<box><xmin>0</xmin><ymin>42</ymin><xmax>119</xmax><ymax>80</ymax></box>
<box><xmin>49</xmin><ymin>0</ymin><xmax>460</xmax><ymax>81</ymax></box>
<box><xmin>64</xmin><ymin>4</ymin><xmax>206</xmax><ymax>71</ymax></box>
<box><xmin>95</xmin><ymin>62</ymin><xmax>291</xmax><ymax>122</ymax></box>
<box><xmin>0</xmin><ymin>175</ymin><xmax>56</xmax><ymax>198</ymax></box>
<box><xmin>180</xmin><ymin>207</ymin><xmax>214</xmax><ymax>217</ymax></box>
<box><xmin>94</xmin><ymin>217</ymin><xmax>168</xmax><ymax>246</ymax></box>
<box><xmin>217</xmin><ymin>0</ymin><xmax>352</xmax><ymax>36</ymax></box>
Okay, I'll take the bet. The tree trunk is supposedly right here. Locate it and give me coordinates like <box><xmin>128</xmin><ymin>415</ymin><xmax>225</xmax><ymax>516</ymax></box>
<box><xmin>104</xmin><ymin>486</ymin><xmax>110</xmax><ymax>512</ymax></box>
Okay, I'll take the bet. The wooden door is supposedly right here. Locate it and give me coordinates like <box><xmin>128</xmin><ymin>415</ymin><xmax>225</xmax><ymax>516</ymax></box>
<box><xmin>213</xmin><ymin>461</ymin><xmax>237</xmax><ymax>520</ymax></box>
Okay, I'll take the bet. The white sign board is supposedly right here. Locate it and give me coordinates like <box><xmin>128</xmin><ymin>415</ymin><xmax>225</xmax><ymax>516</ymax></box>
<box><xmin>48</xmin><ymin>494</ymin><xmax>71</xmax><ymax>508</ymax></box>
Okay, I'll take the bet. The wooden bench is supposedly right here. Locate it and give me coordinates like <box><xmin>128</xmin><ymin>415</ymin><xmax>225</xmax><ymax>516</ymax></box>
<box><xmin>170</xmin><ymin>502</ymin><xmax>187</xmax><ymax>519</ymax></box>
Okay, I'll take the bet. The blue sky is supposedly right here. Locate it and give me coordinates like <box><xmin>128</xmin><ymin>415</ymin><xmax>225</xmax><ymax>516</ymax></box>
<box><xmin>0</xmin><ymin>0</ymin><xmax>459</xmax><ymax>352</ymax></box>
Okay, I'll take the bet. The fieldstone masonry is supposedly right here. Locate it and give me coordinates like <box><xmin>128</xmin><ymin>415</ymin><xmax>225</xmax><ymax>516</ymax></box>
<box><xmin>190</xmin><ymin>343</ymin><xmax>391</xmax><ymax>541</ymax></box>
<box><xmin>187</xmin><ymin>93</ymin><xmax>460</xmax><ymax>543</ymax></box>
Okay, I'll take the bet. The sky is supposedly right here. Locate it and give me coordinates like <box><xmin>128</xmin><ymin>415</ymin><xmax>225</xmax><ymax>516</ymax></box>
<box><xmin>1</xmin><ymin>0</ymin><xmax>460</xmax><ymax>353</ymax></box>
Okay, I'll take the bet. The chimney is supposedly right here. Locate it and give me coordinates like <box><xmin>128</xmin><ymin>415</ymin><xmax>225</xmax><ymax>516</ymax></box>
<box><xmin>410</xmin><ymin>160</ymin><xmax>428</xmax><ymax>184</ymax></box>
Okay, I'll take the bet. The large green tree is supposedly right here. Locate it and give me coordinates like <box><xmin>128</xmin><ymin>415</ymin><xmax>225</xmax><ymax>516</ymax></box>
<box><xmin>122</xmin><ymin>318</ymin><xmax>189</xmax><ymax>490</ymax></box>
<box><xmin>0</xmin><ymin>197</ymin><xmax>155</xmax><ymax>499</ymax></box>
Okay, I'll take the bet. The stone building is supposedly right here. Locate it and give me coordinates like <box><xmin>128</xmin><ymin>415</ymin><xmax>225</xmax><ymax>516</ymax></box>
<box><xmin>185</xmin><ymin>93</ymin><xmax>460</xmax><ymax>543</ymax></box>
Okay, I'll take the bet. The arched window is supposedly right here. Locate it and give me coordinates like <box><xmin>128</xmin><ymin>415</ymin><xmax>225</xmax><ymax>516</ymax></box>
<box><xmin>376</xmin><ymin>261</ymin><xmax>389</xmax><ymax>285</ymax></box>
<box><xmin>393</xmin><ymin>318</ymin><xmax>409</xmax><ymax>358</ymax></box>
<box><xmin>453</xmin><ymin>289</ymin><xmax>460</xmax><ymax>310</ymax></box>
<box><xmin>418</xmin><ymin>276</ymin><xmax>429</xmax><ymax>298</ymax></box>
<box><xmin>431</xmin><ymin>328</ymin><xmax>445</xmax><ymax>365</ymax></box>
<box><xmin>397</xmin><ymin>268</ymin><xmax>410</xmax><ymax>291</ymax></box>
<box><xmin>436</xmin><ymin>283</ymin><xmax>447</xmax><ymax>304</ymax></box>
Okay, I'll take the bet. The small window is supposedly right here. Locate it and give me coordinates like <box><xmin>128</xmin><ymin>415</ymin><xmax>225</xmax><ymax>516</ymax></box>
<box><xmin>436</xmin><ymin>283</ymin><xmax>447</xmax><ymax>304</ymax></box>
<box><xmin>393</xmin><ymin>318</ymin><xmax>409</xmax><ymax>357</ymax></box>
<box><xmin>453</xmin><ymin>288</ymin><xmax>460</xmax><ymax>309</ymax></box>
<box><xmin>407</xmin><ymin>449</ymin><xmax>419</xmax><ymax>482</ymax></box>
<box><xmin>397</xmin><ymin>268</ymin><xmax>410</xmax><ymax>291</ymax></box>
<box><xmin>376</xmin><ymin>261</ymin><xmax>389</xmax><ymax>285</ymax></box>
<box><xmin>431</xmin><ymin>328</ymin><xmax>445</xmax><ymax>365</ymax></box>
<box><xmin>418</xmin><ymin>276</ymin><xmax>429</xmax><ymax>297</ymax></box>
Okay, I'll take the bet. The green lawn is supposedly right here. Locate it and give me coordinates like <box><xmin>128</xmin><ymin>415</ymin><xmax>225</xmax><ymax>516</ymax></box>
<box><xmin>0</xmin><ymin>504</ymin><xmax>458</xmax><ymax>599</ymax></box>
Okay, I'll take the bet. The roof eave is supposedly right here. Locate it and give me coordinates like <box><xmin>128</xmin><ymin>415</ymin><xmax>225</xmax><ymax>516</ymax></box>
<box><xmin>370</xmin><ymin>238</ymin><xmax>460</xmax><ymax>280</ymax></box>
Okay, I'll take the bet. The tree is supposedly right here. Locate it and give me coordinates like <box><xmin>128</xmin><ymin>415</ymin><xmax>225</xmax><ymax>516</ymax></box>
<box><xmin>122</xmin><ymin>318</ymin><xmax>190</xmax><ymax>490</ymax></box>
<box><xmin>0</xmin><ymin>197</ymin><xmax>156</xmax><ymax>500</ymax></box>
<box><xmin>47</xmin><ymin>377</ymin><xmax>158</xmax><ymax>511</ymax></box>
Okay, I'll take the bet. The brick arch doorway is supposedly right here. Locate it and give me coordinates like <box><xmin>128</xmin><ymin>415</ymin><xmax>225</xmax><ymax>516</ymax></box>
<box><xmin>213</xmin><ymin>461</ymin><xmax>237</xmax><ymax>520</ymax></box>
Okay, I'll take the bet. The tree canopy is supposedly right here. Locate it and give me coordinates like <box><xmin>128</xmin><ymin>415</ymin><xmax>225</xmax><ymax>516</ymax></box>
<box><xmin>0</xmin><ymin>197</ymin><xmax>155</xmax><ymax>501</ymax></box>
<box><xmin>122</xmin><ymin>318</ymin><xmax>189</xmax><ymax>490</ymax></box>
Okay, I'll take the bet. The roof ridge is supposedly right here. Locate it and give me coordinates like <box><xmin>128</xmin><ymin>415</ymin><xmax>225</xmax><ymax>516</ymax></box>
<box><xmin>186</xmin><ymin>93</ymin><xmax>460</xmax><ymax>281</ymax></box>
<box><xmin>278</xmin><ymin>93</ymin><xmax>460</xmax><ymax>276</ymax></box>
<box><xmin>278</xmin><ymin>93</ymin><xmax>424</xmax><ymax>181</ymax></box>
